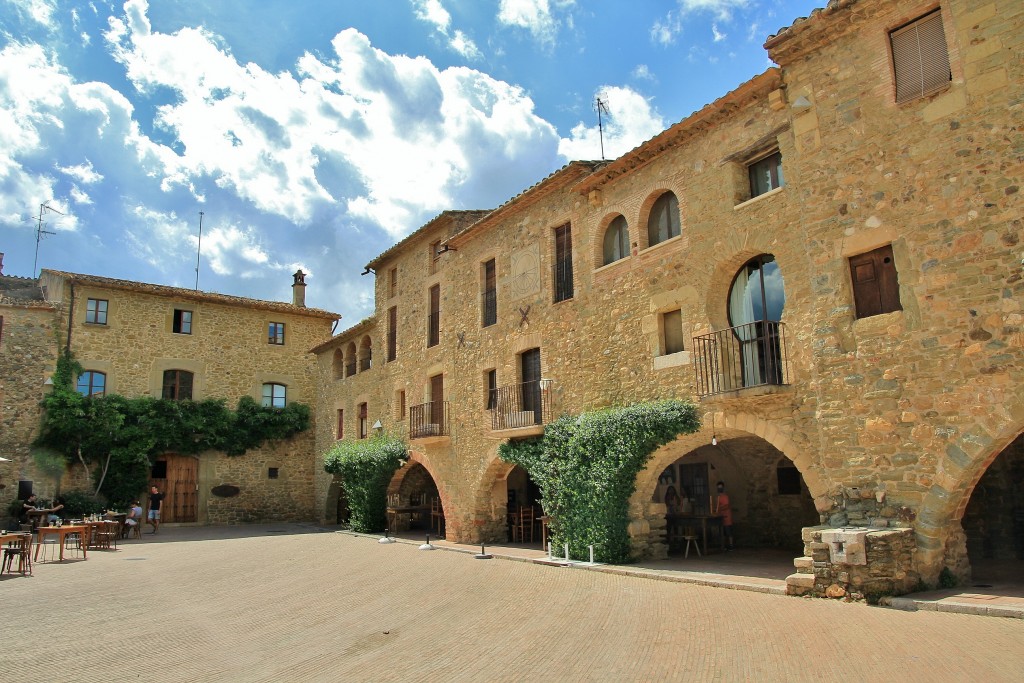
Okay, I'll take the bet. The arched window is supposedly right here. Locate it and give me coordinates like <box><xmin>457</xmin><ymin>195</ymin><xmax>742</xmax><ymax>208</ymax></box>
<box><xmin>359</xmin><ymin>335</ymin><xmax>372</xmax><ymax>372</ymax></box>
<box><xmin>332</xmin><ymin>348</ymin><xmax>344</xmax><ymax>380</ymax></box>
<box><xmin>603</xmin><ymin>215</ymin><xmax>629</xmax><ymax>265</ymax></box>
<box><xmin>728</xmin><ymin>254</ymin><xmax>786</xmax><ymax>388</ymax></box>
<box><xmin>162</xmin><ymin>370</ymin><xmax>194</xmax><ymax>401</ymax></box>
<box><xmin>646</xmin><ymin>191</ymin><xmax>680</xmax><ymax>247</ymax></box>
<box><xmin>76</xmin><ymin>371</ymin><xmax>106</xmax><ymax>397</ymax></box>
<box><xmin>345</xmin><ymin>342</ymin><xmax>357</xmax><ymax>377</ymax></box>
<box><xmin>262</xmin><ymin>383</ymin><xmax>287</xmax><ymax>408</ymax></box>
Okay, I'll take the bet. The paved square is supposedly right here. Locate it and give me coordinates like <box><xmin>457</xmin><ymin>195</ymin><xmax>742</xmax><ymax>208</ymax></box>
<box><xmin>2</xmin><ymin>525</ymin><xmax>1022</xmax><ymax>682</ymax></box>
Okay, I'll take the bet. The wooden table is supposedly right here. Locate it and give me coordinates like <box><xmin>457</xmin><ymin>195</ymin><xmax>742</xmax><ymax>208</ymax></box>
<box><xmin>666</xmin><ymin>514</ymin><xmax>725</xmax><ymax>555</ymax></box>
<box><xmin>386</xmin><ymin>506</ymin><xmax>429</xmax><ymax>533</ymax></box>
<box><xmin>34</xmin><ymin>525</ymin><xmax>88</xmax><ymax>562</ymax></box>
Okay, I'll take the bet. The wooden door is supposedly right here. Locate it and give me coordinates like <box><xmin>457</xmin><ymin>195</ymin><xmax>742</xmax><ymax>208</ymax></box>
<box><xmin>153</xmin><ymin>455</ymin><xmax>198</xmax><ymax>523</ymax></box>
<box><xmin>521</xmin><ymin>348</ymin><xmax>542</xmax><ymax>424</ymax></box>
<box><xmin>430</xmin><ymin>374</ymin><xmax>445</xmax><ymax>428</ymax></box>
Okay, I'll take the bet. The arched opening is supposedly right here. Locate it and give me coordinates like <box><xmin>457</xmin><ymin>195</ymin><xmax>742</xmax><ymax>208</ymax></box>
<box><xmin>386</xmin><ymin>462</ymin><xmax>445</xmax><ymax>539</ymax></box>
<box><xmin>726</xmin><ymin>253</ymin><xmax>786</xmax><ymax>389</ymax></box>
<box><xmin>602</xmin><ymin>214</ymin><xmax>629</xmax><ymax>265</ymax></box>
<box><xmin>960</xmin><ymin>433</ymin><xmax>1024</xmax><ymax>583</ymax></box>
<box><xmin>332</xmin><ymin>348</ymin><xmax>344</xmax><ymax>380</ymax></box>
<box><xmin>506</xmin><ymin>465</ymin><xmax>543</xmax><ymax>545</ymax></box>
<box><xmin>345</xmin><ymin>342</ymin><xmax>357</xmax><ymax>377</ymax></box>
<box><xmin>645</xmin><ymin>191</ymin><xmax>680</xmax><ymax>248</ymax></box>
<box><xmin>645</xmin><ymin>429</ymin><xmax>817</xmax><ymax>569</ymax></box>
<box><xmin>358</xmin><ymin>335</ymin><xmax>372</xmax><ymax>372</ymax></box>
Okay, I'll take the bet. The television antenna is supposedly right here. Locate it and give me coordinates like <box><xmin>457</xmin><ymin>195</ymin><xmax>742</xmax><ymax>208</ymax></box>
<box><xmin>194</xmin><ymin>211</ymin><xmax>204</xmax><ymax>291</ymax></box>
<box><xmin>33</xmin><ymin>202</ymin><xmax>62</xmax><ymax>277</ymax></box>
<box><xmin>595</xmin><ymin>95</ymin><xmax>611</xmax><ymax>160</ymax></box>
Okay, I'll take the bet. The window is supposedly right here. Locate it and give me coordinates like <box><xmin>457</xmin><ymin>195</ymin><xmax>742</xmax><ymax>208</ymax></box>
<box><xmin>482</xmin><ymin>259</ymin><xmax>497</xmax><ymax>327</ymax></box>
<box><xmin>262</xmin><ymin>382</ymin><xmax>286</xmax><ymax>408</ymax></box>
<box><xmin>647</xmin><ymin>192</ymin><xmax>680</xmax><ymax>247</ymax></box>
<box><xmin>891</xmin><ymin>10</ymin><xmax>951</xmax><ymax>104</ymax></box>
<box><xmin>777</xmin><ymin>463</ymin><xmax>802</xmax><ymax>495</ymax></box>
<box><xmin>358</xmin><ymin>402</ymin><xmax>368</xmax><ymax>439</ymax></box>
<box><xmin>268</xmin><ymin>467</ymin><xmax>279</xmax><ymax>480</ymax></box>
<box><xmin>76</xmin><ymin>371</ymin><xmax>106</xmax><ymax>397</ymax></box>
<box><xmin>162</xmin><ymin>370</ymin><xmax>194</xmax><ymax>401</ymax></box>
<box><xmin>388</xmin><ymin>267</ymin><xmax>398</xmax><ymax>298</ymax></box>
<box><xmin>336</xmin><ymin>409</ymin><xmax>344</xmax><ymax>440</ymax></box>
<box><xmin>427</xmin><ymin>284</ymin><xmax>440</xmax><ymax>348</ymax></box>
<box><xmin>359</xmin><ymin>336</ymin><xmax>372</xmax><ymax>372</ymax></box>
<box><xmin>748</xmin><ymin>151</ymin><xmax>784</xmax><ymax>198</ymax></box>
<box><xmin>268</xmin><ymin>322</ymin><xmax>285</xmax><ymax>345</ymax></box>
<box><xmin>662</xmin><ymin>310</ymin><xmax>684</xmax><ymax>355</ymax></box>
<box><xmin>553</xmin><ymin>224</ymin><xmax>574</xmax><ymax>303</ymax></box>
<box><xmin>387</xmin><ymin>306</ymin><xmax>397</xmax><ymax>362</ymax></box>
<box><xmin>345</xmin><ymin>342</ymin><xmax>357</xmax><ymax>377</ymax></box>
<box><xmin>86</xmin><ymin>298</ymin><xmax>108</xmax><ymax>325</ymax></box>
<box><xmin>332</xmin><ymin>349</ymin><xmax>345</xmax><ymax>380</ymax></box>
<box><xmin>485</xmin><ymin>369</ymin><xmax>497</xmax><ymax>410</ymax></box>
<box><xmin>396</xmin><ymin>390</ymin><xmax>406</xmax><ymax>419</ymax></box>
<box><xmin>850</xmin><ymin>245</ymin><xmax>902</xmax><ymax>319</ymax></box>
<box><xmin>173</xmin><ymin>309</ymin><xmax>192</xmax><ymax>334</ymax></box>
<box><xmin>429</xmin><ymin>240</ymin><xmax>441</xmax><ymax>274</ymax></box>
<box><xmin>603</xmin><ymin>215</ymin><xmax>629</xmax><ymax>265</ymax></box>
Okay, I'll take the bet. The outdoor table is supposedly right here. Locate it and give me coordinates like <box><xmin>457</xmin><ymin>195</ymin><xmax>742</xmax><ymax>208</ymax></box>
<box><xmin>34</xmin><ymin>525</ymin><xmax>88</xmax><ymax>562</ymax></box>
<box><xmin>386</xmin><ymin>505</ymin><xmax>429</xmax><ymax>532</ymax></box>
<box><xmin>666</xmin><ymin>514</ymin><xmax>725</xmax><ymax>556</ymax></box>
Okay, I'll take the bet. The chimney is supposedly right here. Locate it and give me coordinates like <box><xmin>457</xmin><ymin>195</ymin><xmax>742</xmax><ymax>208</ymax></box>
<box><xmin>292</xmin><ymin>269</ymin><xmax>306</xmax><ymax>307</ymax></box>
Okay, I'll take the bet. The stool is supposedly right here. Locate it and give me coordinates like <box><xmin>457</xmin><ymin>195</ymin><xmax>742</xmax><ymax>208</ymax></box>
<box><xmin>682</xmin><ymin>529</ymin><xmax>701</xmax><ymax>559</ymax></box>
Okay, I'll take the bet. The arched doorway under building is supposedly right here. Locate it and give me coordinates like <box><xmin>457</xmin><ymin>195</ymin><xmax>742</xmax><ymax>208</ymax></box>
<box><xmin>386</xmin><ymin>461</ymin><xmax>445</xmax><ymax>539</ymax></box>
<box><xmin>652</xmin><ymin>436</ymin><xmax>817</xmax><ymax>557</ymax></box>
<box><xmin>960</xmin><ymin>433</ymin><xmax>1024</xmax><ymax>583</ymax></box>
<box><xmin>506</xmin><ymin>465</ymin><xmax>543</xmax><ymax>545</ymax></box>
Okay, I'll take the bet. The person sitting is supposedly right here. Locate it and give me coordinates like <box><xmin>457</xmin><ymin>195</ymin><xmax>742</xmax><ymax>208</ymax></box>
<box><xmin>18</xmin><ymin>494</ymin><xmax>38</xmax><ymax>528</ymax></box>
<box><xmin>124</xmin><ymin>501</ymin><xmax>143</xmax><ymax>536</ymax></box>
<box><xmin>47</xmin><ymin>496</ymin><xmax>66</xmax><ymax>524</ymax></box>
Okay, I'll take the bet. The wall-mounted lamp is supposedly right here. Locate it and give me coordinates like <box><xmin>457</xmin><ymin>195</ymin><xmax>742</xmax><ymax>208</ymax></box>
<box><xmin>372</xmin><ymin>419</ymin><xmax>383</xmax><ymax>432</ymax></box>
<box><xmin>710</xmin><ymin>411</ymin><xmax>717</xmax><ymax>446</ymax></box>
<box><xmin>436</xmin><ymin>244</ymin><xmax>456</xmax><ymax>256</ymax></box>
<box><xmin>791</xmin><ymin>95</ymin><xmax>812</xmax><ymax>111</ymax></box>
<box><xmin>43</xmin><ymin>376</ymin><xmax>54</xmax><ymax>386</ymax></box>
<box><xmin>361</xmin><ymin>266</ymin><xmax>375</xmax><ymax>276</ymax></box>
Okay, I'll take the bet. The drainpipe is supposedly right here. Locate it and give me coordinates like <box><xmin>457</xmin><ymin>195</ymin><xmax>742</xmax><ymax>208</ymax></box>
<box><xmin>65</xmin><ymin>281</ymin><xmax>75</xmax><ymax>354</ymax></box>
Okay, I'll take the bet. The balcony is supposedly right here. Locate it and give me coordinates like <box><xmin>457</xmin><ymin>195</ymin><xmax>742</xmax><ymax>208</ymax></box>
<box><xmin>490</xmin><ymin>379</ymin><xmax>553</xmax><ymax>432</ymax></box>
<box><xmin>345</xmin><ymin>361</ymin><xmax>357</xmax><ymax>378</ymax></box>
<box><xmin>692</xmin><ymin>321</ymin><xmax>791</xmax><ymax>399</ymax></box>
<box><xmin>409</xmin><ymin>400</ymin><xmax>449</xmax><ymax>440</ymax></box>
<box><xmin>359</xmin><ymin>356</ymin><xmax>371</xmax><ymax>372</ymax></box>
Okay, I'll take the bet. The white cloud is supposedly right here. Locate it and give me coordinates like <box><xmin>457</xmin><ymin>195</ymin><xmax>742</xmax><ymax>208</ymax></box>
<box><xmin>5</xmin><ymin>0</ymin><xmax>57</xmax><ymax>27</ymax></box>
<box><xmin>69</xmin><ymin>185</ymin><xmax>93</xmax><ymax>205</ymax></box>
<box><xmin>712</xmin><ymin>24</ymin><xmax>726</xmax><ymax>42</ymax></box>
<box><xmin>678</xmin><ymin>0</ymin><xmax>749</xmax><ymax>21</ymax></box>
<box><xmin>558</xmin><ymin>86</ymin><xmax>665</xmax><ymax>161</ymax></box>
<box><xmin>498</xmin><ymin>0</ymin><xmax>575</xmax><ymax>46</ymax></box>
<box><xmin>650</xmin><ymin>13</ymin><xmax>681</xmax><ymax>46</ymax></box>
<box><xmin>632</xmin><ymin>64</ymin><xmax>655</xmax><ymax>82</ymax></box>
<box><xmin>57</xmin><ymin>160</ymin><xmax>103</xmax><ymax>184</ymax></box>
<box><xmin>411</xmin><ymin>0</ymin><xmax>482</xmax><ymax>60</ymax></box>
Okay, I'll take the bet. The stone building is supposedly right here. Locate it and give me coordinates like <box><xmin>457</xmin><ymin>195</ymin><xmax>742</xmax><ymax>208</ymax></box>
<box><xmin>1</xmin><ymin>265</ymin><xmax>339</xmax><ymax>524</ymax></box>
<box><xmin>314</xmin><ymin>0</ymin><xmax>1022</xmax><ymax>597</ymax></box>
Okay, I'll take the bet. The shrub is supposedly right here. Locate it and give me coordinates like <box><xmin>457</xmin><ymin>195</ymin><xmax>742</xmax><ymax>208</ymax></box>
<box><xmin>59</xmin><ymin>490</ymin><xmax>105</xmax><ymax>517</ymax></box>
<box><xmin>323</xmin><ymin>434</ymin><xmax>407</xmax><ymax>533</ymax></box>
<box><xmin>500</xmin><ymin>400</ymin><xmax>700</xmax><ymax>563</ymax></box>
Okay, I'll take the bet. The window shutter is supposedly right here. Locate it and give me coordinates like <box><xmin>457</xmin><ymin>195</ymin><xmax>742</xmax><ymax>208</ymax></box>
<box><xmin>850</xmin><ymin>245</ymin><xmax>902</xmax><ymax>319</ymax></box>
<box><xmin>891</xmin><ymin>11</ymin><xmax>950</xmax><ymax>103</ymax></box>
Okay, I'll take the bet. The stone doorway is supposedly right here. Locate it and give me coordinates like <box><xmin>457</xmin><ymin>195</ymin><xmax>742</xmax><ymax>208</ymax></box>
<box><xmin>651</xmin><ymin>436</ymin><xmax>817</xmax><ymax>557</ymax></box>
<box><xmin>386</xmin><ymin>462</ymin><xmax>444</xmax><ymax>538</ymax></box>
<box><xmin>961</xmin><ymin>433</ymin><xmax>1024</xmax><ymax>582</ymax></box>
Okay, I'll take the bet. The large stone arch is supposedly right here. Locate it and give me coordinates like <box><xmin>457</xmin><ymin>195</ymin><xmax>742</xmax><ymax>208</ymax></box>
<box><xmin>386</xmin><ymin>448</ymin><xmax>452</xmax><ymax>535</ymax></box>
<box><xmin>470</xmin><ymin>445</ymin><xmax>518</xmax><ymax>543</ymax></box>
<box><xmin>628</xmin><ymin>410</ymin><xmax>827</xmax><ymax>560</ymax></box>
<box><xmin>915</xmin><ymin>417</ymin><xmax>1024</xmax><ymax>583</ymax></box>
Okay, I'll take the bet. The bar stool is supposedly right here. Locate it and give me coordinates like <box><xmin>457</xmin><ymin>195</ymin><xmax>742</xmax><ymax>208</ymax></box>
<box><xmin>682</xmin><ymin>526</ymin><xmax>701</xmax><ymax>559</ymax></box>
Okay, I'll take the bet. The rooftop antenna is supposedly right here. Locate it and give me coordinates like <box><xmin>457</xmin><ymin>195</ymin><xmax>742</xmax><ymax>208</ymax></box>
<box><xmin>33</xmin><ymin>202</ymin><xmax>62</xmax><ymax>277</ymax></box>
<box><xmin>194</xmin><ymin>211</ymin><xmax>204</xmax><ymax>291</ymax></box>
<box><xmin>595</xmin><ymin>95</ymin><xmax>610</xmax><ymax>160</ymax></box>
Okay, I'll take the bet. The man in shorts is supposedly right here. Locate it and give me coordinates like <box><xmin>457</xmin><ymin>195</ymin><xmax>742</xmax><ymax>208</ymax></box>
<box><xmin>148</xmin><ymin>485</ymin><xmax>165</xmax><ymax>534</ymax></box>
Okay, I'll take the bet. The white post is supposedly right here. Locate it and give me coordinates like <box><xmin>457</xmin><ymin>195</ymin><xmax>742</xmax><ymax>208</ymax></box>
<box><xmin>547</xmin><ymin>542</ymin><xmax>552</xmax><ymax>559</ymax></box>
<box><xmin>564</xmin><ymin>543</ymin><xmax>570</xmax><ymax>561</ymax></box>
<box><xmin>589</xmin><ymin>545</ymin><xmax>594</xmax><ymax>564</ymax></box>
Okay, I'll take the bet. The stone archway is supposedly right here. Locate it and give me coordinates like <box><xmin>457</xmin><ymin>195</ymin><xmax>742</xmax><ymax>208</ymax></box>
<box><xmin>470</xmin><ymin>449</ymin><xmax>517</xmax><ymax>544</ymax></box>
<box><xmin>629</xmin><ymin>411</ymin><xmax>826</xmax><ymax>561</ymax></box>
<box><xmin>386</xmin><ymin>449</ymin><xmax>451</xmax><ymax>538</ymax></box>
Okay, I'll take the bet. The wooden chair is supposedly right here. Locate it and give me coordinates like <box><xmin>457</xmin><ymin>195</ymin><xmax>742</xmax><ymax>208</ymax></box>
<box><xmin>2</xmin><ymin>533</ymin><xmax>33</xmax><ymax>576</ymax></box>
<box><xmin>126</xmin><ymin>519</ymin><xmax>143</xmax><ymax>539</ymax></box>
<box><xmin>516</xmin><ymin>506</ymin><xmax>535</xmax><ymax>544</ymax></box>
<box><xmin>430</xmin><ymin>498</ymin><xmax>444</xmax><ymax>537</ymax></box>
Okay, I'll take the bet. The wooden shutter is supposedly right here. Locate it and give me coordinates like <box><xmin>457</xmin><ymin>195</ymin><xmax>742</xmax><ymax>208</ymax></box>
<box><xmin>891</xmin><ymin>10</ymin><xmax>950</xmax><ymax>103</ymax></box>
<box><xmin>387</xmin><ymin>306</ymin><xmax>397</xmax><ymax>361</ymax></box>
<box><xmin>663</xmin><ymin>310</ymin><xmax>684</xmax><ymax>355</ymax></box>
<box><xmin>430</xmin><ymin>374</ymin><xmax>444</xmax><ymax>426</ymax></box>
<box><xmin>850</xmin><ymin>245</ymin><xmax>902</xmax><ymax>319</ymax></box>
<box><xmin>337</xmin><ymin>409</ymin><xmax>344</xmax><ymax>439</ymax></box>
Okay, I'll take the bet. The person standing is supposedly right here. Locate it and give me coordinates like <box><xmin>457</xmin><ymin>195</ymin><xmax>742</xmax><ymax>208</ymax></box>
<box><xmin>147</xmin><ymin>486</ymin><xmax>165</xmax><ymax>534</ymax></box>
<box><xmin>714</xmin><ymin>481</ymin><xmax>734</xmax><ymax>551</ymax></box>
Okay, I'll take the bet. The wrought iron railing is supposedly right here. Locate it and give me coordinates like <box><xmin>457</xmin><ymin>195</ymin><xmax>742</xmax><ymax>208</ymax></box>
<box><xmin>552</xmin><ymin>258</ymin><xmax>574</xmax><ymax>303</ymax></box>
<box><xmin>409</xmin><ymin>400</ymin><xmax>449</xmax><ymax>439</ymax></box>
<box><xmin>692</xmin><ymin>320</ymin><xmax>789</xmax><ymax>397</ymax></box>
<box><xmin>482</xmin><ymin>289</ymin><xmax>497</xmax><ymax>327</ymax></box>
<box><xmin>490</xmin><ymin>379</ymin><xmax>553</xmax><ymax>430</ymax></box>
<box><xmin>427</xmin><ymin>311</ymin><xmax>440</xmax><ymax>347</ymax></box>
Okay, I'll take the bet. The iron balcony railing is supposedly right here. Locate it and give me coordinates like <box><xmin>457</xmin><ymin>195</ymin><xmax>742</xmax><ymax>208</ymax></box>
<box><xmin>692</xmin><ymin>320</ymin><xmax>790</xmax><ymax>397</ymax></box>
<box><xmin>552</xmin><ymin>258</ymin><xmax>574</xmax><ymax>303</ymax></box>
<box><xmin>482</xmin><ymin>289</ymin><xmax>497</xmax><ymax>327</ymax></box>
<box><xmin>409</xmin><ymin>400</ymin><xmax>449</xmax><ymax>439</ymax></box>
<box><xmin>490</xmin><ymin>379</ymin><xmax>553</xmax><ymax>430</ymax></box>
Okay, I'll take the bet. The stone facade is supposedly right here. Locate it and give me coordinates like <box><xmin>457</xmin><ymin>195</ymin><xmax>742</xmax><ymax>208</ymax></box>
<box><xmin>313</xmin><ymin>0</ymin><xmax>1023</xmax><ymax>598</ymax></box>
<box><xmin>1</xmin><ymin>268</ymin><xmax>338</xmax><ymax>524</ymax></box>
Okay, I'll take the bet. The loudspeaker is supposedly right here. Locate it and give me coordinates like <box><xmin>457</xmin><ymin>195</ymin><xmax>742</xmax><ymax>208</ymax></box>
<box><xmin>18</xmin><ymin>480</ymin><xmax>33</xmax><ymax>500</ymax></box>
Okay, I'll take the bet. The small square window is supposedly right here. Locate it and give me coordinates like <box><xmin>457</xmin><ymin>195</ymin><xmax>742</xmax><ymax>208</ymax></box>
<box><xmin>662</xmin><ymin>310</ymin><xmax>684</xmax><ymax>355</ymax></box>
<box><xmin>268</xmin><ymin>467</ymin><xmax>279</xmax><ymax>480</ymax></box>
<box><xmin>748</xmin><ymin>150</ymin><xmax>784</xmax><ymax>198</ymax></box>
<box><xmin>268</xmin><ymin>322</ymin><xmax>285</xmax><ymax>345</ymax></box>
<box><xmin>891</xmin><ymin>10</ymin><xmax>951</xmax><ymax>104</ymax></box>
<box><xmin>173</xmin><ymin>309</ymin><xmax>192</xmax><ymax>334</ymax></box>
<box><xmin>850</xmin><ymin>245</ymin><xmax>902</xmax><ymax>319</ymax></box>
<box><xmin>86</xmin><ymin>298</ymin><xmax>108</xmax><ymax>325</ymax></box>
<box><xmin>262</xmin><ymin>382</ymin><xmax>286</xmax><ymax>408</ymax></box>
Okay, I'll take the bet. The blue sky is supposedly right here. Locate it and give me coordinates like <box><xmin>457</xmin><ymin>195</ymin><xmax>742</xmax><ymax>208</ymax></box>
<box><xmin>0</xmin><ymin>0</ymin><xmax>823</xmax><ymax>322</ymax></box>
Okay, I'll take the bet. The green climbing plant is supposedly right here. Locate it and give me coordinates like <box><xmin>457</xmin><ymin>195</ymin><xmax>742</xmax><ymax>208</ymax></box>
<box><xmin>500</xmin><ymin>400</ymin><xmax>700</xmax><ymax>564</ymax></box>
<box><xmin>323</xmin><ymin>434</ymin><xmax>407</xmax><ymax>533</ymax></box>
<box><xmin>36</xmin><ymin>350</ymin><xmax>311</xmax><ymax>508</ymax></box>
